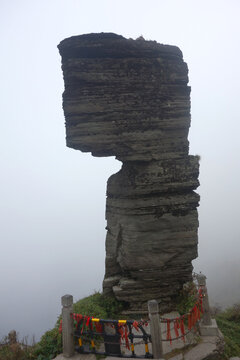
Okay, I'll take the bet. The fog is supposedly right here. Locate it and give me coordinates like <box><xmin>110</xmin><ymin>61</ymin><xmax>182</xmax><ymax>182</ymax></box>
<box><xmin>1</xmin><ymin>0</ymin><xmax>240</xmax><ymax>341</ymax></box>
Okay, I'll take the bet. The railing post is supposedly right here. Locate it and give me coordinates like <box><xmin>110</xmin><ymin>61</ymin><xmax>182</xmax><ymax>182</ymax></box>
<box><xmin>196</xmin><ymin>273</ymin><xmax>212</xmax><ymax>326</ymax></box>
<box><xmin>61</xmin><ymin>294</ymin><xmax>74</xmax><ymax>357</ymax></box>
<box><xmin>148</xmin><ymin>300</ymin><xmax>164</xmax><ymax>359</ymax></box>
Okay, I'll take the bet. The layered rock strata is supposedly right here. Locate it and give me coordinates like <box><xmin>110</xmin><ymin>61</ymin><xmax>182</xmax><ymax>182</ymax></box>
<box><xmin>58</xmin><ymin>33</ymin><xmax>200</xmax><ymax>312</ymax></box>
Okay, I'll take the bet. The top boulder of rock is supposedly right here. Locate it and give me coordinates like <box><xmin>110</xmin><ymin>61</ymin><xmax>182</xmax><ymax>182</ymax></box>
<box><xmin>58</xmin><ymin>32</ymin><xmax>183</xmax><ymax>59</ymax></box>
<box><xmin>58</xmin><ymin>33</ymin><xmax>190</xmax><ymax>161</ymax></box>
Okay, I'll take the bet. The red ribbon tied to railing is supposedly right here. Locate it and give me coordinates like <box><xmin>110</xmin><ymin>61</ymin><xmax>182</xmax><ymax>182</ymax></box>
<box><xmin>166</xmin><ymin>319</ymin><xmax>172</xmax><ymax>345</ymax></box>
<box><xmin>180</xmin><ymin>316</ymin><xmax>185</xmax><ymax>342</ymax></box>
<box><xmin>174</xmin><ymin>318</ymin><xmax>180</xmax><ymax>338</ymax></box>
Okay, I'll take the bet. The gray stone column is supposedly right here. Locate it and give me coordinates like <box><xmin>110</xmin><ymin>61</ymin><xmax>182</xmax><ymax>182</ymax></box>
<box><xmin>148</xmin><ymin>300</ymin><xmax>164</xmax><ymax>359</ymax></box>
<box><xmin>196</xmin><ymin>273</ymin><xmax>212</xmax><ymax>325</ymax></box>
<box><xmin>61</xmin><ymin>294</ymin><xmax>74</xmax><ymax>357</ymax></box>
<box><xmin>58</xmin><ymin>34</ymin><xmax>200</xmax><ymax>313</ymax></box>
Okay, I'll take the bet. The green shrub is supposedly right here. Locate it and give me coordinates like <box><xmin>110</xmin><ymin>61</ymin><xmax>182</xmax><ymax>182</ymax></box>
<box><xmin>218</xmin><ymin>304</ymin><xmax>240</xmax><ymax>323</ymax></box>
<box><xmin>221</xmin><ymin>335</ymin><xmax>240</xmax><ymax>359</ymax></box>
<box><xmin>33</xmin><ymin>327</ymin><xmax>62</xmax><ymax>360</ymax></box>
<box><xmin>0</xmin><ymin>345</ymin><xmax>30</xmax><ymax>360</ymax></box>
<box><xmin>175</xmin><ymin>282</ymin><xmax>197</xmax><ymax>315</ymax></box>
<box><xmin>216</xmin><ymin>304</ymin><xmax>240</xmax><ymax>358</ymax></box>
<box><xmin>73</xmin><ymin>292</ymin><xmax>125</xmax><ymax>319</ymax></box>
<box><xmin>0</xmin><ymin>342</ymin><xmax>35</xmax><ymax>360</ymax></box>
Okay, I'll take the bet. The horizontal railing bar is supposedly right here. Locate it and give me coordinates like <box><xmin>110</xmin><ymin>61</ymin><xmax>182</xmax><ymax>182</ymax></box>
<box><xmin>74</xmin><ymin>332</ymin><xmax>148</xmax><ymax>339</ymax></box>
<box><xmin>75</xmin><ymin>346</ymin><xmax>153</xmax><ymax>358</ymax></box>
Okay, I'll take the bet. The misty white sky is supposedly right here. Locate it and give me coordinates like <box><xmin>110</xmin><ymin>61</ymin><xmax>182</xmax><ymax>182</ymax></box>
<box><xmin>0</xmin><ymin>0</ymin><xmax>240</xmax><ymax>341</ymax></box>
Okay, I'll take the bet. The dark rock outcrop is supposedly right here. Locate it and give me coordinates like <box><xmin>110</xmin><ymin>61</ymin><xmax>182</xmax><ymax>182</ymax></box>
<box><xmin>58</xmin><ymin>33</ymin><xmax>200</xmax><ymax>313</ymax></box>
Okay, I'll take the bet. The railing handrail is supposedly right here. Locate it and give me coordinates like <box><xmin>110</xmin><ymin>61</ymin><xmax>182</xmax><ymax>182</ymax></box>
<box><xmin>60</xmin><ymin>272</ymin><xmax>212</xmax><ymax>359</ymax></box>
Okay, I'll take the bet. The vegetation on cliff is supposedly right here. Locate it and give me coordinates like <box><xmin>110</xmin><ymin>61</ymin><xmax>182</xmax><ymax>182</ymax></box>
<box><xmin>216</xmin><ymin>304</ymin><xmax>240</xmax><ymax>358</ymax></box>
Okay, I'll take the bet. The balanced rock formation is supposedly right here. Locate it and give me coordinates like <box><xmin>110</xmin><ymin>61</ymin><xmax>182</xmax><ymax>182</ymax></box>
<box><xmin>58</xmin><ymin>33</ymin><xmax>200</xmax><ymax>313</ymax></box>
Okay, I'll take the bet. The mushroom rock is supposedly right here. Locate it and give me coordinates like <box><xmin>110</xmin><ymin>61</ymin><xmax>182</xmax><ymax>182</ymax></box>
<box><xmin>58</xmin><ymin>33</ymin><xmax>200</xmax><ymax>313</ymax></box>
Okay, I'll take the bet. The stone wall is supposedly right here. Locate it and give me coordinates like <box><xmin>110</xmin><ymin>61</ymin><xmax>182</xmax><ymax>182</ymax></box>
<box><xmin>58</xmin><ymin>33</ymin><xmax>200</xmax><ymax>313</ymax></box>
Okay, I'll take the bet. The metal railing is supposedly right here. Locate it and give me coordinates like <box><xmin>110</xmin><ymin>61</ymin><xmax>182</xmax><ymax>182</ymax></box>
<box><xmin>74</xmin><ymin>316</ymin><xmax>152</xmax><ymax>358</ymax></box>
<box><xmin>60</xmin><ymin>272</ymin><xmax>214</xmax><ymax>359</ymax></box>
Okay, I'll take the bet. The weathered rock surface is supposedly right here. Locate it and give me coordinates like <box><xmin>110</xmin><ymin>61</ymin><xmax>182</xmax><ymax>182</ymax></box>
<box><xmin>58</xmin><ymin>33</ymin><xmax>200</xmax><ymax>312</ymax></box>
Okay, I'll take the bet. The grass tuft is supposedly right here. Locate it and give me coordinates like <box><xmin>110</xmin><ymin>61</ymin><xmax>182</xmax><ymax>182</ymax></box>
<box><xmin>216</xmin><ymin>304</ymin><xmax>240</xmax><ymax>358</ymax></box>
<box><xmin>73</xmin><ymin>292</ymin><xmax>125</xmax><ymax>319</ymax></box>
